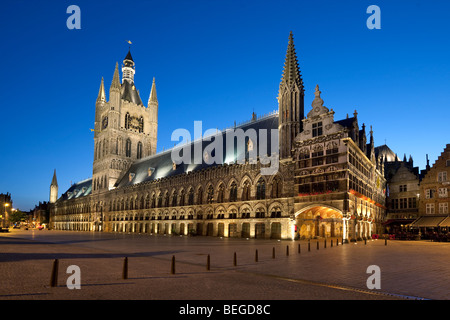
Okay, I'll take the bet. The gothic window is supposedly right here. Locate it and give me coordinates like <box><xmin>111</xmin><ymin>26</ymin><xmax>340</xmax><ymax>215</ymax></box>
<box><xmin>139</xmin><ymin>117</ymin><xmax>144</xmax><ymax>133</ymax></box>
<box><xmin>179</xmin><ymin>189</ymin><xmax>185</xmax><ymax>206</ymax></box>
<box><xmin>256</xmin><ymin>178</ymin><xmax>266</xmax><ymax>200</ymax></box>
<box><xmin>145</xmin><ymin>195</ymin><xmax>150</xmax><ymax>209</ymax></box>
<box><xmin>151</xmin><ymin>194</ymin><xmax>156</xmax><ymax>208</ymax></box>
<box><xmin>172</xmin><ymin>191</ymin><xmax>178</xmax><ymax>207</ymax></box>
<box><xmin>188</xmin><ymin>188</ymin><xmax>194</xmax><ymax>205</ymax></box>
<box><xmin>197</xmin><ymin>187</ymin><xmax>203</xmax><ymax>205</ymax></box>
<box><xmin>242</xmin><ymin>181</ymin><xmax>250</xmax><ymax>201</ymax></box>
<box><xmin>272</xmin><ymin>176</ymin><xmax>282</xmax><ymax>198</ymax></box>
<box><xmin>126</xmin><ymin>139</ymin><xmax>132</xmax><ymax>157</ymax></box>
<box><xmin>137</xmin><ymin>142</ymin><xmax>143</xmax><ymax>159</ymax></box>
<box><xmin>312</xmin><ymin>122</ymin><xmax>323</xmax><ymax>137</ymax></box>
<box><xmin>229</xmin><ymin>181</ymin><xmax>237</xmax><ymax>202</ymax></box>
<box><xmin>98</xmin><ymin>141</ymin><xmax>102</xmax><ymax>159</ymax></box>
<box><xmin>217</xmin><ymin>184</ymin><xmax>225</xmax><ymax>203</ymax></box>
<box><xmin>125</xmin><ymin>113</ymin><xmax>130</xmax><ymax>129</ymax></box>
<box><xmin>206</xmin><ymin>185</ymin><xmax>214</xmax><ymax>204</ymax></box>
<box><xmin>255</xmin><ymin>208</ymin><xmax>265</xmax><ymax>218</ymax></box>
<box><xmin>157</xmin><ymin>194</ymin><xmax>162</xmax><ymax>208</ymax></box>
<box><xmin>164</xmin><ymin>192</ymin><xmax>169</xmax><ymax>207</ymax></box>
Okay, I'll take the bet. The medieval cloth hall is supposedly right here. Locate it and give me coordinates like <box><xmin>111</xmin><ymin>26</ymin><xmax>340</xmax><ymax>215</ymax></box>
<box><xmin>50</xmin><ymin>32</ymin><xmax>387</xmax><ymax>242</ymax></box>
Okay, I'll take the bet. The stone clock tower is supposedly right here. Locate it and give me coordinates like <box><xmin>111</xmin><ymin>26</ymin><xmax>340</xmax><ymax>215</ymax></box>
<box><xmin>92</xmin><ymin>49</ymin><xmax>158</xmax><ymax>193</ymax></box>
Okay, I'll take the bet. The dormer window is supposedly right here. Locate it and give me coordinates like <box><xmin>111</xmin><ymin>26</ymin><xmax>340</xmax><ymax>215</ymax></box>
<box><xmin>312</xmin><ymin>122</ymin><xmax>323</xmax><ymax>137</ymax></box>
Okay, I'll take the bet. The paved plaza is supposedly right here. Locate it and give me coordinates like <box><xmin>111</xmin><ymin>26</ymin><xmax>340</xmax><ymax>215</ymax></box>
<box><xmin>0</xmin><ymin>229</ymin><xmax>449</xmax><ymax>302</ymax></box>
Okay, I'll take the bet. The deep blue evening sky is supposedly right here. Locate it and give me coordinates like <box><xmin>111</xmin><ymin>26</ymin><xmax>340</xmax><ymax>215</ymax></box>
<box><xmin>0</xmin><ymin>0</ymin><xmax>449</xmax><ymax>211</ymax></box>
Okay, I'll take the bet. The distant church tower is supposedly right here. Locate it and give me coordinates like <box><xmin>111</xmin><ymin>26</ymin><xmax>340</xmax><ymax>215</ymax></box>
<box><xmin>278</xmin><ymin>31</ymin><xmax>305</xmax><ymax>160</ymax></box>
<box><xmin>92</xmin><ymin>49</ymin><xmax>158</xmax><ymax>193</ymax></box>
<box><xmin>49</xmin><ymin>169</ymin><xmax>58</xmax><ymax>203</ymax></box>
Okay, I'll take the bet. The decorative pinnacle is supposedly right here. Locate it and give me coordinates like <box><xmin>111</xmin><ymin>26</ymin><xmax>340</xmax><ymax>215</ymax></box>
<box><xmin>149</xmin><ymin>77</ymin><xmax>158</xmax><ymax>103</ymax></box>
<box><xmin>311</xmin><ymin>84</ymin><xmax>324</xmax><ymax>108</ymax></box>
<box><xmin>97</xmin><ymin>77</ymin><xmax>106</xmax><ymax>102</ymax></box>
<box><xmin>110</xmin><ymin>62</ymin><xmax>121</xmax><ymax>90</ymax></box>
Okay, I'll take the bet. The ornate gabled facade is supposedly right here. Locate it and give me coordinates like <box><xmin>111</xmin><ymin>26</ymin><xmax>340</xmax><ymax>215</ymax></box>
<box><xmin>50</xmin><ymin>33</ymin><xmax>386</xmax><ymax>241</ymax></box>
<box><xmin>293</xmin><ymin>85</ymin><xmax>386</xmax><ymax>241</ymax></box>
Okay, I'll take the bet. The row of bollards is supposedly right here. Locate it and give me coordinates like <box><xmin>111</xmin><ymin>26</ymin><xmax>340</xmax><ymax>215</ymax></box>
<box><xmin>51</xmin><ymin>237</ymin><xmax>380</xmax><ymax>284</ymax></box>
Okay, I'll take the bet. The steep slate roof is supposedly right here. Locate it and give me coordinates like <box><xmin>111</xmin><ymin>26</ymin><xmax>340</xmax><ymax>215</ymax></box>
<box><xmin>59</xmin><ymin>178</ymin><xmax>92</xmax><ymax>201</ymax></box>
<box><xmin>121</xmin><ymin>80</ymin><xmax>143</xmax><ymax>105</ymax></box>
<box><xmin>334</xmin><ymin>117</ymin><xmax>356</xmax><ymax>130</ymax></box>
<box><xmin>60</xmin><ymin>109</ymin><xmax>373</xmax><ymax>198</ymax></box>
<box><xmin>115</xmin><ymin>113</ymin><xmax>279</xmax><ymax>188</ymax></box>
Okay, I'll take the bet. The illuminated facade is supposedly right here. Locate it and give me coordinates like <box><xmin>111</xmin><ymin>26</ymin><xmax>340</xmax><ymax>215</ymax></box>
<box><xmin>50</xmin><ymin>33</ymin><xmax>386</xmax><ymax>241</ymax></box>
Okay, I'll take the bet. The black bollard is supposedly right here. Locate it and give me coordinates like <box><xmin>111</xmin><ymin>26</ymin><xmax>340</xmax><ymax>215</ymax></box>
<box><xmin>385</xmin><ymin>236</ymin><xmax>387</xmax><ymax>246</ymax></box>
<box><xmin>317</xmin><ymin>241</ymin><xmax>319</xmax><ymax>250</ymax></box>
<box><xmin>207</xmin><ymin>254</ymin><xmax>210</xmax><ymax>271</ymax></box>
<box><xmin>286</xmin><ymin>245</ymin><xmax>289</xmax><ymax>256</ymax></box>
<box><xmin>331</xmin><ymin>239</ymin><xmax>333</xmax><ymax>247</ymax></box>
<box><xmin>234</xmin><ymin>252</ymin><xmax>237</xmax><ymax>266</ymax></box>
<box><xmin>50</xmin><ymin>259</ymin><xmax>59</xmax><ymax>287</ymax></box>
<box><xmin>298</xmin><ymin>243</ymin><xmax>301</xmax><ymax>254</ymax></box>
<box><xmin>324</xmin><ymin>239</ymin><xmax>327</xmax><ymax>249</ymax></box>
<box><xmin>272</xmin><ymin>247</ymin><xmax>275</xmax><ymax>259</ymax></box>
<box><xmin>122</xmin><ymin>257</ymin><xmax>128</xmax><ymax>280</ymax></box>
<box><xmin>308</xmin><ymin>240</ymin><xmax>311</xmax><ymax>252</ymax></box>
<box><xmin>171</xmin><ymin>255</ymin><xmax>176</xmax><ymax>274</ymax></box>
<box><xmin>255</xmin><ymin>249</ymin><xmax>259</xmax><ymax>262</ymax></box>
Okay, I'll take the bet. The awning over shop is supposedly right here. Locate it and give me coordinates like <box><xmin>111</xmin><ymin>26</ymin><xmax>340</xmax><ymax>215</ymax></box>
<box><xmin>382</xmin><ymin>219</ymin><xmax>415</xmax><ymax>226</ymax></box>
<box><xmin>438</xmin><ymin>216</ymin><xmax>450</xmax><ymax>227</ymax></box>
<box><xmin>410</xmin><ymin>216</ymin><xmax>447</xmax><ymax>228</ymax></box>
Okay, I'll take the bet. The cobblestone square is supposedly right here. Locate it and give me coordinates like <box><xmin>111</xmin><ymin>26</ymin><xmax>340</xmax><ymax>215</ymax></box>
<box><xmin>1</xmin><ymin>229</ymin><xmax>449</xmax><ymax>302</ymax></box>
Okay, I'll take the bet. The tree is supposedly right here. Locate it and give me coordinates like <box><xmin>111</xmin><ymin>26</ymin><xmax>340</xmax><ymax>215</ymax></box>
<box><xmin>9</xmin><ymin>210</ymin><xmax>28</xmax><ymax>225</ymax></box>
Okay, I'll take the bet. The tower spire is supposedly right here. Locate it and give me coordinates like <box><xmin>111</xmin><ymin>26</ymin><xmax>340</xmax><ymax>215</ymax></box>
<box><xmin>280</xmin><ymin>31</ymin><xmax>304</xmax><ymax>92</ymax></box>
<box><xmin>149</xmin><ymin>77</ymin><xmax>158</xmax><ymax>103</ymax></box>
<box><xmin>49</xmin><ymin>169</ymin><xmax>58</xmax><ymax>203</ymax></box>
<box><xmin>278</xmin><ymin>31</ymin><xmax>305</xmax><ymax>160</ymax></box>
<box><xmin>110</xmin><ymin>62</ymin><xmax>121</xmax><ymax>91</ymax></box>
<box><xmin>97</xmin><ymin>77</ymin><xmax>106</xmax><ymax>102</ymax></box>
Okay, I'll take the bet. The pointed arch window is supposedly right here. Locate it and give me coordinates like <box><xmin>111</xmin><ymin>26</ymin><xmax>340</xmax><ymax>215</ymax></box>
<box><xmin>126</xmin><ymin>139</ymin><xmax>132</xmax><ymax>157</ymax></box>
<box><xmin>206</xmin><ymin>185</ymin><xmax>214</xmax><ymax>204</ymax></box>
<box><xmin>197</xmin><ymin>187</ymin><xmax>203</xmax><ymax>205</ymax></box>
<box><xmin>125</xmin><ymin>112</ymin><xmax>131</xmax><ymax>129</ymax></box>
<box><xmin>272</xmin><ymin>176</ymin><xmax>282</xmax><ymax>198</ymax></box>
<box><xmin>256</xmin><ymin>178</ymin><xmax>266</xmax><ymax>200</ymax></box>
<box><xmin>139</xmin><ymin>116</ymin><xmax>144</xmax><ymax>133</ymax></box>
<box><xmin>172</xmin><ymin>190</ymin><xmax>178</xmax><ymax>207</ymax></box>
<box><xmin>229</xmin><ymin>181</ymin><xmax>238</xmax><ymax>202</ymax></box>
<box><xmin>188</xmin><ymin>188</ymin><xmax>194</xmax><ymax>205</ymax></box>
<box><xmin>164</xmin><ymin>192</ymin><xmax>169</xmax><ymax>207</ymax></box>
<box><xmin>151</xmin><ymin>194</ymin><xmax>156</xmax><ymax>208</ymax></box>
<box><xmin>179</xmin><ymin>189</ymin><xmax>185</xmax><ymax>206</ymax></box>
<box><xmin>217</xmin><ymin>184</ymin><xmax>225</xmax><ymax>203</ymax></box>
<box><xmin>137</xmin><ymin>142</ymin><xmax>143</xmax><ymax>159</ymax></box>
<box><xmin>242</xmin><ymin>181</ymin><xmax>250</xmax><ymax>201</ymax></box>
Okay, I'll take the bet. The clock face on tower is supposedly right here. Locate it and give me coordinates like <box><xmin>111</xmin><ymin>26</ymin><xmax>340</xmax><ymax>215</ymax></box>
<box><xmin>102</xmin><ymin>116</ymin><xmax>108</xmax><ymax>129</ymax></box>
